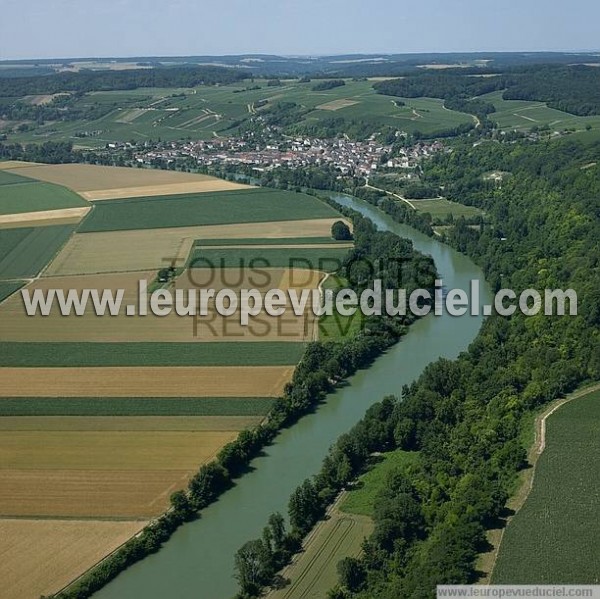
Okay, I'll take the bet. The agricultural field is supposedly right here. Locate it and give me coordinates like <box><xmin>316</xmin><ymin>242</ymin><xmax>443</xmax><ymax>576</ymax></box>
<box><xmin>77</xmin><ymin>188</ymin><xmax>339</xmax><ymax>233</ymax></box>
<box><xmin>0</xmin><ymin>169</ymin><xmax>34</xmax><ymax>186</ymax></box>
<box><xmin>0</xmin><ymin>224</ymin><xmax>75</xmax><ymax>279</ymax></box>
<box><xmin>268</xmin><ymin>508</ymin><xmax>373</xmax><ymax>599</ymax></box>
<box><xmin>188</xmin><ymin>245</ymin><xmax>351</xmax><ymax>271</ymax></box>
<box><xmin>0</xmin><ymin>281</ymin><xmax>23</xmax><ymax>303</ymax></box>
<box><xmin>6</xmin><ymin>163</ymin><xmax>251</xmax><ymax>200</ymax></box>
<box><xmin>0</xmin><ymin>519</ymin><xmax>147</xmax><ymax>599</ymax></box>
<box><xmin>478</xmin><ymin>90</ymin><xmax>600</xmax><ymax>135</ymax></box>
<box><xmin>0</xmin><ymin>415</ymin><xmax>263</xmax><ymax>431</ymax></box>
<box><xmin>0</xmin><ymin>269</ymin><xmax>321</xmax><ymax>342</ymax></box>
<box><xmin>4</xmin><ymin>79</ymin><xmax>475</xmax><ymax>148</ymax></box>
<box><xmin>0</xmin><ymin>206</ymin><xmax>90</xmax><ymax>228</ymax></box>
<box><xmin>197</xmin><ymin>236</ymin><xmax>344</xmax><ymax>246</ymax></box>
<box><xmin>0</xmin><ymin>341</ymin><xmax>305</xmax><ymax>366</ymax></box>
<box><xmin>44</xmin><ymin>220</ymin><xmax>349</xmax><ymax>276</ymax></box>
<box><xmin>0</xmin><ymin>177</ymin><xmax>88</xmax><ymax>215</ymax></box>
<box><xmin>0</xmin><ymin>366</ymin><xmax>294</xmax><ymax>397</ymax></box>
<box><xmin>492</xmin><ymin>389</ymin><xmax>600</xmax><ymax>584</ymax></box>
<box><xmin>0</xmin><ymin>162</ymin><xmax>352</xmax><ymax>597</ymax></box>
<box><xmin>0</xmin><ymin>397</ymin><xmax>276</xmax><ymax>417</ymax></box>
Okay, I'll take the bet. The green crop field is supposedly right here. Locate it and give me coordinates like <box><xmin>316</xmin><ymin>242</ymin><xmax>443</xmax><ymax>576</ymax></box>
<box><xmin>196</xmin><ymin>236</ymin><xmax>340</xmax><ymax>246</ymax></box>
<box><xmin>0</xmin><ymin>224</ymin><xmax>75</xmax><ymax>279</ymax></box>
<box><xmin>410</xmin><ymin>198</ymin><xmax>485</xmax><ymax>219</ymax></box>
<box><xmin>493</xmin><ymin>389</ymin><xmax>600</xmax><ymax>584</ymax></box>
<box><xmin>0</xmin><ymin>341</ymin><xmax>306</xmax><ymax>367</ymax></box>
<box><xmin>340</xmin><ymin>450</ymin><xmax>420</xmax><ymax>516</ymax></box>
<box><xmin>189</xmin><ymin>246</ymin><xmax>350</xmax><ymax>271</ymax></box>
<box><xmin>478</xmin><ymin>91</ymin><xmax>600</xmax><ymax>135</ymax></box>
<box><xmin>0</xmin><ymin>281</ymin><xmax>24</xmax><ymax>303</ymax></box>
<box><xmin>0</xmin><ymin>170</ymin><xmax>35</xmax><ymax>186</ymax></box>
<box><xmin>6</xmin><ymin>80</ymin><xmax>475</xmax><ymax>148</ymax></box>
<box><xmin>78</xmin><ymin>188</ymin><xmax>339</xmax><ymax>233</ymax></box>
<box><xmin>0</xmin><ymin>397</ymin><xmax>275</xmax><ymax>416</ymax></box>
<box><xmin>269</xmin><ymin>511</ymin><xmax>373</xmax><ymax>599</ymax></box>
<box><xmin>0</xmin><ymin>181</ymin><xmax>88</xmax><ymax>215</ymax></box>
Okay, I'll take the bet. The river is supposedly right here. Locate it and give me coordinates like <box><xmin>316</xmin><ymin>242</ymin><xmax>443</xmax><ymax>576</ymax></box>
<box><xmin>93</xmin><ymin>194</ymin><xmax>492</xmax><ymax>599</ymax></box>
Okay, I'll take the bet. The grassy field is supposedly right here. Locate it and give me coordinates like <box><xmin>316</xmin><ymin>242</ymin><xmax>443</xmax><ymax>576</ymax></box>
<box><xmin>189</xmin><ymin>246</ymin><xmax>350</xmax><ymax>271</ymax></box>
<box><xmin>0</xmin><ymin>280</ymin><xmax>24</xmax><ymax>303</ymax></box>
<box><xmin>0</xmin><ymin>180</ymin><xmax>88</xmax><ymax>215</ymax></box>
<box><xmin>5</xmin><ymin>80</ymin><xmax>475</xmax><ymax>147</ymax></box>
<box><xmin>0</xmin><ymin>224</ymin><xmax>75</xmax><ymax>278</ymax></box>
<box><xmin>410</xmin><ymin>198</ymin><xmax>484</xmax><ymax>220</ymax></box>
<box><xmin>493</xmin><ymin>389</ymin><xmax>600</xmax><ymax>583</ymax></box>
<box><xmin>78</xmin><ymin>188</ymin><xmax>338</xmax><ymax>233</ymax></box>
<box><xmin>268</xmin><ymin>510</ymin><xmax>373</xmax><ymax>599</ymax></box>
<box><xmin>0</xmin><ymin>396</ymin><xmax>275</xmax><ymax>416</ymax></box>
<box><xmin>478</xmin><ymin>90</ymin><xmax>600</xmax><ymax>135</ymax></box>
<box><xmin>340</xmin><ymin>450</ymin><xmax>420</xmax><ymax>516</ymax></box>
<box><xmin>318</xmin><ymin>275</ymin><xmax>366</xmax><ymax>340</ymax></box>
<box><xmin>0</xmin><ymin>341</ymin><xmax>306</xmax><ymax>367</ymax></box>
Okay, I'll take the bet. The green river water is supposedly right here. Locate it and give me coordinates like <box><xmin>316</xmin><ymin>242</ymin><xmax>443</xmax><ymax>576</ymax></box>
<box><xmin>93</xmin><ymin>194</ymin><xmax>492</xmax><ymax>599</ymax></box>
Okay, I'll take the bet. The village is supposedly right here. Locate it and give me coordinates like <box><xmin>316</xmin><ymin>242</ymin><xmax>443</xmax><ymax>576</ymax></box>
<box><xmin>105</xmin><ymin>135</ymin><xmax>444</xmax><ymax>176</ymax></box>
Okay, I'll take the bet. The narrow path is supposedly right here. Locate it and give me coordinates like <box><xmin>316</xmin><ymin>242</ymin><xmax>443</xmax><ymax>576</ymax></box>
<box><xmin>364</xmin><ymin>179</ymin><xmax>416</xmax><ymax>210</ymax></box>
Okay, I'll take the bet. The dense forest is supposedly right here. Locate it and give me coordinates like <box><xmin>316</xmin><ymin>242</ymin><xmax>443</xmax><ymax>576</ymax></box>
<box><xmin>374</xmin><ymin>65</ymin><xmax>600</xmax><ymax>118</ymax></box>
<box><xmin>0</xmin><ymin>65</ymin><xmax>246</xmax><ymax>97</ymax></box>
<box><xmin>238</xmin><ymin>138</ymin><xmax>600</xmax><ymax>598</ymax></box>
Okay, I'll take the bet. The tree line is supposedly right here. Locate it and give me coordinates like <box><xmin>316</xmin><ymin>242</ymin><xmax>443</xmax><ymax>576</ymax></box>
<box><xmin>0</xmin><ymin>65</ymin><xmax>247</xmax><ymax>97</ymax></box>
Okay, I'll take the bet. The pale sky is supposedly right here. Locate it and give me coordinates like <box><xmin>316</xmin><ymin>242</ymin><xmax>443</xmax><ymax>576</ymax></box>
<box><xmin>1</xmin><ymin>0</ymin><xmax>599</xmax><ymax>60</ymax></box>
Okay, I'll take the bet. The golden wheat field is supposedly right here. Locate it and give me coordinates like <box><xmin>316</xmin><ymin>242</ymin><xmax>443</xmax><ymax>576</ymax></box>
<box><xmin>0</xmin><ymin>519</ymin><xmax>147</xmax><ymax>599</ymax></box>
<box><xmin>3</xmin><ymin>163</ymin><xmax>251</xmax><ymax>199</ymax></box>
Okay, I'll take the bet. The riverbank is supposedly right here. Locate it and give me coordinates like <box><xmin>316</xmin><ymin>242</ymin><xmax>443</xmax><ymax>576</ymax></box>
<box><xmin>89</xmin><ymin>194</ymin><xmax>490</xmax><ymax>599</ymax></box>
